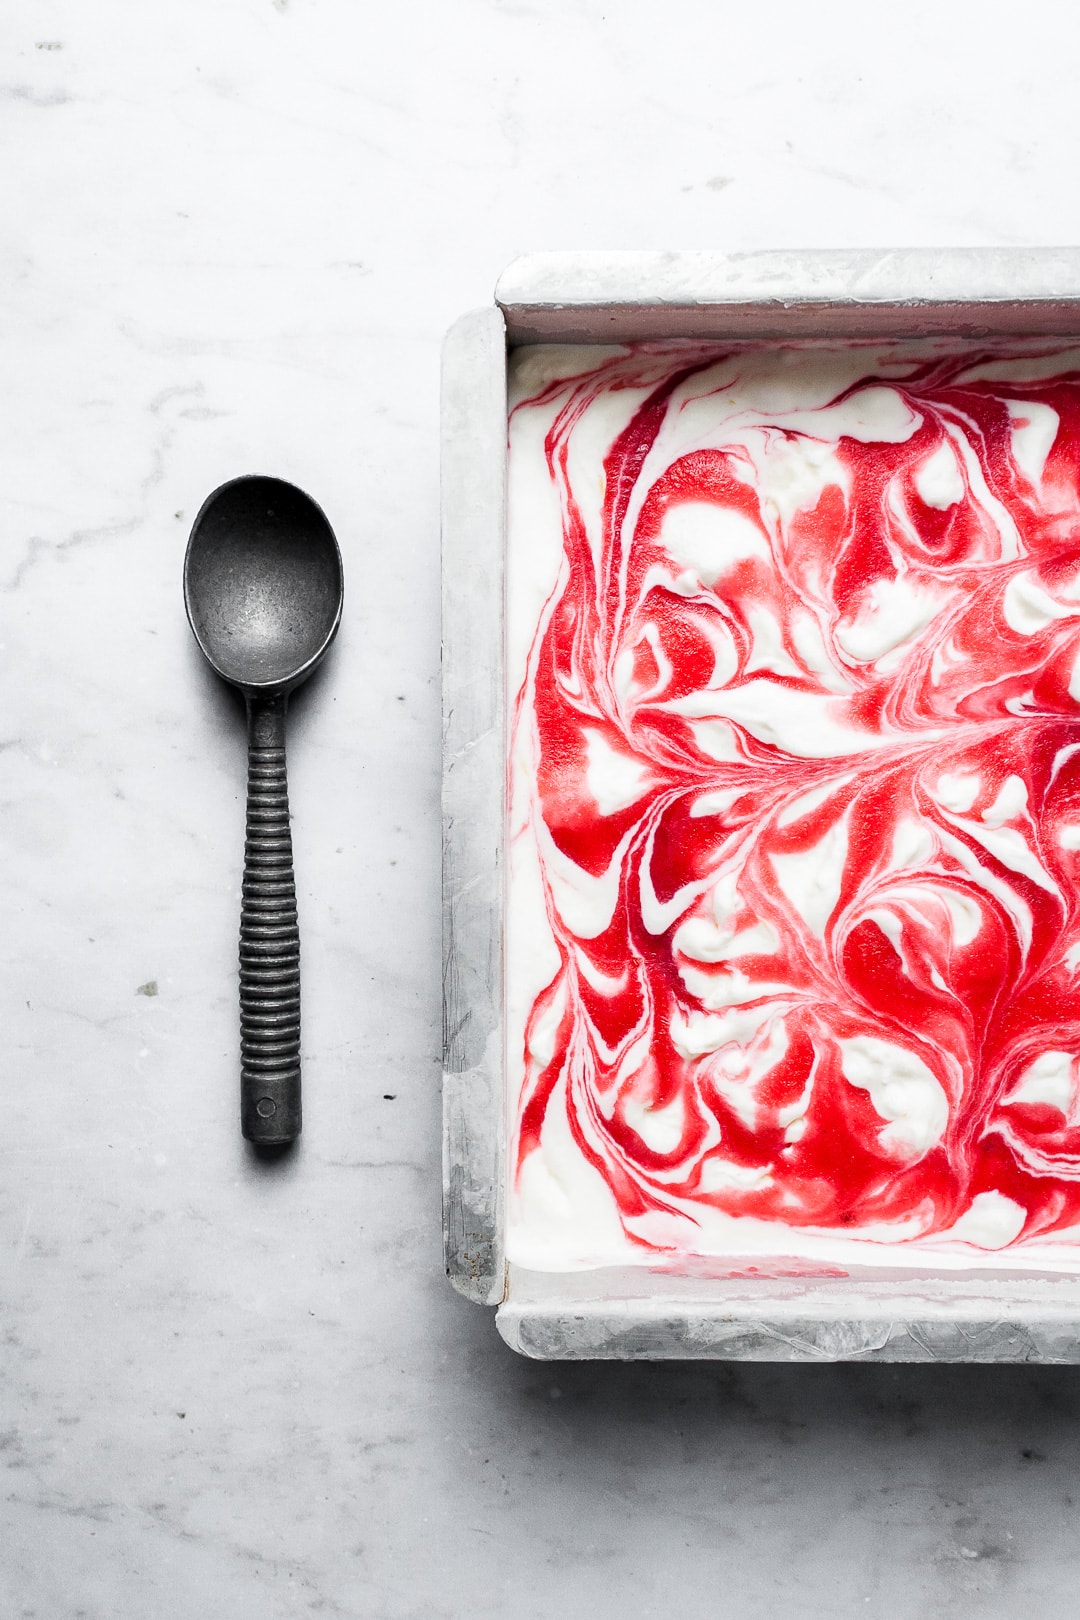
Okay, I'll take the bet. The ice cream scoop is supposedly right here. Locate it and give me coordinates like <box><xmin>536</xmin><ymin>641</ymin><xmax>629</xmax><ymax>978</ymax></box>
<box><xmin>184</xmin><ymin>475</ymin><xmax>343</xmax><ymax>1146</ymax></box>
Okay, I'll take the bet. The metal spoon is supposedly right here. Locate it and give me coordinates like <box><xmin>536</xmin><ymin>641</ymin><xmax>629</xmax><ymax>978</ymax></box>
<box><xmin>184</xmin><ymin>475</ymin><xmax>343</xmax><ymax>1146</ymax></box>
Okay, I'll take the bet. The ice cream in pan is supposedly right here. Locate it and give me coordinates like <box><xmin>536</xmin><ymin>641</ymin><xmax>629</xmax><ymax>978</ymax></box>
<box><xmin>506</xmin><ymin>339</ymin><xmax>1080</xmax><ymax>1271</ymax></box>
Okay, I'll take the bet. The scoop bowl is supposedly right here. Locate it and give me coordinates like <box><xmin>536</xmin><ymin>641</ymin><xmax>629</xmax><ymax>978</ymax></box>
<box><xmin>184</xmin><ymin>475</ymin><xmax>342</xmax><ymax>694</ymax></box>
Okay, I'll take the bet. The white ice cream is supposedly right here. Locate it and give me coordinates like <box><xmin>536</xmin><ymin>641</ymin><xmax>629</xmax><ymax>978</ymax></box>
<box><xmin>504</xmin><ymin>340</ymin><xmax>1080</xmax><ymax>1275</ymax></box>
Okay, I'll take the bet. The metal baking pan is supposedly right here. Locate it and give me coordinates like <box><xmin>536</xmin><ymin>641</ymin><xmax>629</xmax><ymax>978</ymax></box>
<box><xmin>442</xmin><ymin>248</ymin><xmax>1080</xmax><ymax>1361</ymax></box>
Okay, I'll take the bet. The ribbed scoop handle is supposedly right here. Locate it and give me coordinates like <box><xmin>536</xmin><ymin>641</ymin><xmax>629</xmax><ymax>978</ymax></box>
<box><xmin>239</xmin><ymin>695</ymin><xmax>301</xmax><ymax>1144</ymax></box>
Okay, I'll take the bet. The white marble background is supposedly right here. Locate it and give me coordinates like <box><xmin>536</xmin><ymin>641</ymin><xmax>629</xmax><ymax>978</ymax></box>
<box><xmin>4</xmin><ymin>1</ymin><xmax>1080</xmax><ymax>1614</ymax></box>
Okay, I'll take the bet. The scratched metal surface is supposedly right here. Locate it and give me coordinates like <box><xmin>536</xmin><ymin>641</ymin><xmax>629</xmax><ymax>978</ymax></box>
<box><xmin>441</xmin><ymin>306</ymin><xmax>507</xmax><ymax>1307</ymax></box>
<box><xmin>497</xmin><ymin>1272</ymin><xmax>1080</xmax><ymax>1362</ymax></box>
<box><xmin>497</xmin><ymin>247</ymin><xmax>1080</xmax><ymax>342</ymax></box>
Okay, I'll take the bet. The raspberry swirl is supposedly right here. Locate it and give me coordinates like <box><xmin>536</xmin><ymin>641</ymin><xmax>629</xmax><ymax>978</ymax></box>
<box><xmin>506</xmin><ymin>341</ymin><xmax>1080</xmax><ymax>1269</ymax></box>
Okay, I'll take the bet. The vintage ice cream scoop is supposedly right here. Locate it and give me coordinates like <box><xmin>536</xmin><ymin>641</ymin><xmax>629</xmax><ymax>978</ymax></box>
<box><xmin>184</xmin><ymin>475</ymin><xmax>343</xmax><ymax>1145</ymax></box>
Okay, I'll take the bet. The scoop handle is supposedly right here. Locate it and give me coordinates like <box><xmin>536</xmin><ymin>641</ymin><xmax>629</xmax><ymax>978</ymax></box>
<box><xmin>239</xmin><ymin>694</ymin><xmax>302</xmax><ymax>1144</ymax></box>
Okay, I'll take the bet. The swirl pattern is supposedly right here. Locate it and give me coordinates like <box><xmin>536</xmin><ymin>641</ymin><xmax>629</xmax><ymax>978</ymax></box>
<box><xmin>506</xmin><ymin>341</ymin><xmax>1080</xmax><ymax>1269</ymax></box>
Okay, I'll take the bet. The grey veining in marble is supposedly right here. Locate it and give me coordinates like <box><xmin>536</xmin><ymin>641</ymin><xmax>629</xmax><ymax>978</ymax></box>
<box><xmin>5</xmin><ymin>0</ymin><xmax>1080</xmax><ymax>1614</ymax></box>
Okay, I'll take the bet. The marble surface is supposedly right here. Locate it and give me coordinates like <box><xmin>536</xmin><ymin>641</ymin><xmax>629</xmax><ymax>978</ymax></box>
<box><xmin>4</xmin><ymin>1</ymin><xmax>1080</xmax><ymax>1614</ymax></box>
